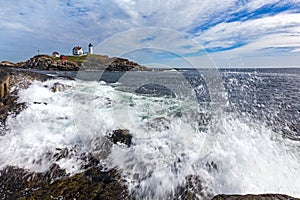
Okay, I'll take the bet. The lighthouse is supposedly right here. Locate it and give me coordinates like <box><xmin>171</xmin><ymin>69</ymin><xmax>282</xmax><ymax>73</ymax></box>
<box><xmin>88</xmin><ymin>43</ymin><xmax>93</xmax><ymax>54</ymax></box>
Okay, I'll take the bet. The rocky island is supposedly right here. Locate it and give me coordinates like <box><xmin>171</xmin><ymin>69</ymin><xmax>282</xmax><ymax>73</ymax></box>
<box><xmin>0</xmin><ymin>54</ymin><xmax>149</xmax><ymax>72</ymax></box>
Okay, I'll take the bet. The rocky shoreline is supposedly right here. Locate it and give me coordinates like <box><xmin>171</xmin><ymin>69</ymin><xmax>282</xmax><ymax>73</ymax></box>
<box><xmin>0</xmin><ymin>68</ymin><xmax>299</xmax><ymax>200</ymax></box>
<box><xmin>0</xmin><ymin>54</ymin><xmax>149</xmax><ymax>72</ymax></box>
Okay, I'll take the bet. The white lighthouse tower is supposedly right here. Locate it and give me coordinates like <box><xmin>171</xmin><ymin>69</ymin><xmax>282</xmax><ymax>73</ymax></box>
<box><xmin>88</xmin><ymin>43</ymin><xmax>93</xmax><ymax>54</ymax></box>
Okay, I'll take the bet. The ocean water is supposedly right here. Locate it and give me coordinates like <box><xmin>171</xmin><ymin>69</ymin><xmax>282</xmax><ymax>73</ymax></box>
<box><xmin>0</xmin><ymin>68</ymin><xmax>300</xmax><ymax>199</ymax></box>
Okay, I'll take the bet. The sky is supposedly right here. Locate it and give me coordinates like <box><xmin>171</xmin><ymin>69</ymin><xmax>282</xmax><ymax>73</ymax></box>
<box><xmin>1</xmin><ymin>0</ymin><xmax>300</xmax><ymax>67</ymax></box>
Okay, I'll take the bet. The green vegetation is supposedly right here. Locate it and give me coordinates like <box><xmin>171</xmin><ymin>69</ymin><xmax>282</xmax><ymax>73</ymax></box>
<box><xmin>52</xmin><ymin>55</ymin><xmax>88</xmax><ymax>64</ymax></box>
<box><xmin>66</xmin><ymin>55</ymin><xmax>87</xmax><ymax>63</ymax></box>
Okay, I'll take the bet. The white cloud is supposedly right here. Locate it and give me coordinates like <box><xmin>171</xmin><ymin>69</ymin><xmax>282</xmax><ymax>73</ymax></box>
<box><xmin>291</xmin><ymin>48</ymin><xmax>300</xmax><ymax>52</ymax></box>
<box><xmin>0</xmin><ymin>0</ymin><xmax>300</xmax><ymax>66</ymax></box>
<box><xmin>198</xmin><ymin>13</ymin><xmax>300</xmax><ymax>47</ymax></box>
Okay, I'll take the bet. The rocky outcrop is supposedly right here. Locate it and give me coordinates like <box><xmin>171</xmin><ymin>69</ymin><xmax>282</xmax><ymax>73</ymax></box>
<box><xmin>107</xmin><ymin>57</ymin><xmax>148</xmax><ymax>71</ymax></box>
<box><xmin>0</xmin><ymin>165</ymin><xmax>132</xmax><ymax>200</ymax></box>
<box><xmin>1</xmin><ymin>54</ymin><xmax>149</xmax><ymax>71</ymax></box>
<box><xmin>0</xmin><ymin>55</ymin><xmax>78</xmax><ymax>71</ymax></box>
<box><xmin>0</xmin><ymin>73</ymin><xmax>9</xmax><ymax>99</ymax></box>
<box><xmin>24</xmin><ymin>55</ymin><xmax>79</xmax><ymax>70</ymax></box>
<box><xmin>81</xmin><ymin>55</ymin><xmax>148</xmax><ymax>71</ymax></box>
<box><xmin>212</xmin><ymin>194</ymin><xmax>300</xmax><ymax>200</ymax></box>
<box><xmin>0</xmin><ymin>55</ymin><xmax>79</xmax><ymax>71</ymax></box>
<box><xmin>0</xmin><ymin>61</ymin><xmax>16</xmax><ymax>68</ymax></box>
<box><xmin>0</xmin><ymin>67</ymin><xmax>50</xmax><ymax>135</ymax></box>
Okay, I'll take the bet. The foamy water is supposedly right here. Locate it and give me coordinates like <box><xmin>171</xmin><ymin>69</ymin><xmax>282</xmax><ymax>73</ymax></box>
<box><xmin>0</xmin><ymin>78</ymin><xmax>299</xmax><ymax>199</ymax></box>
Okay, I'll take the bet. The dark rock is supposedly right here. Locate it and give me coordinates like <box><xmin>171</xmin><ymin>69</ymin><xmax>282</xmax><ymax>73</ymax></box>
<box><xmin>53</xmin><ymin>147</ymin><xmax>70</xmax><ymax>161</ymax></box>
<box><xmin>1</xmin><ymin>54</ymin><xmax>149</xmax><ymax>72</ymax></box>
<box><xmin>145</xmin><ymin>117</ymin><xmax>171</xmax><ymax>131</ymax></box>
<box><xmin>53</xmin><ymin>146</ymin><xmax>78</xmax><ymax>161</ymax></box>
<box><xmin>44</xmin><ymin>163</ymin><xmax>67</xmax><ymax>182</ymax></box>
<box><xmin>205</xmin><ymin>161</ymin><xmax>218</xmax><ymax>172</ymax></box>
<box><xmin>108</xmin><ymin>129</ymin><xmax>133</xmax><ymax>147</ymax></box>
<box><xmin>0</xmin><ymin>68</ymin><xmax>50</xmax><ymax>132</ymax></box>
<box><xmin>172</xmin><ymin>175</ymin><xmax>212</xmax><ymax>200</ymax></box>
<box><xmin>212</xmin><ymin>194</ymin><xmax>300</xmax><ymax>200</ymax></box>
<box><xmin>0</xmin><ymin>55</ymin><xmax>79</xmax><ymax>71</ymax></box>
<box><xmin>0</xmin><ymin>166</ymin><xmax>46</xmax><ymax>199</ymax></box>
<box><xmin>0</xmin><ymin>61</ymin><xmax>15</xmax><ymax>67</ymax></box>
<box><xmin>51</xmin><ymin>82</ymin><xmax>72</xmax><ymax>92</ymax></box>
<box><xmin>82</xmin><ymin>55</ymin><xmax>149</xmax><ymax>71</ymax></box>
<box><xmin>33</xmin><ymin>101</ymin><xmax>47</xmax><ymax>105</ymax></box>
<box><xmin>107</xmin><ymin>58</ymin><xmax>148</xmax><ymax>71</ymax></box>
<box><xmin>80</xmin><ymin>152</ymin><xmax>101</xmax><ymax>169</ymax></box>
<box><xmin>0</xmin><ymin>165</ymin><xmax>132</xmax><ymax>200</ymax></box>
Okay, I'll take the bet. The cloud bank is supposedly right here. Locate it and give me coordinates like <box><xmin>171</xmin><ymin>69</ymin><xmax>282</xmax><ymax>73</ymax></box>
<box><xmin>1</xmin><ymin>0</ymin><xmax>300</xmax><ymax>67</ymax></box>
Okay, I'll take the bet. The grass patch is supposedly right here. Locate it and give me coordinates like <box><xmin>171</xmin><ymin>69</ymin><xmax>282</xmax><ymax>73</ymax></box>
<box><xmin>52</xmin><ymin>55</ymin><xmax>88</xmax><ymax>64</ymax></box>
<box><xmin>66</xmin><ymin>55</ymin><xmax>87</xmax><ymax>63</ymax></box>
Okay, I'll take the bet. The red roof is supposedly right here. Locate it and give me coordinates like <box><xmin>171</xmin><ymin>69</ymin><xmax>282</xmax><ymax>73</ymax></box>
<box><xmin>73</xmin><ymin>46</ymin><xmax>82</xmax><ymax>50</ymax></box>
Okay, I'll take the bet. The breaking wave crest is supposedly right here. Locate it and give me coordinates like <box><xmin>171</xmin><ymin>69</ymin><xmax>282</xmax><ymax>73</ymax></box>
<box><xmin>0</xmin><ymin>78</ymin><xmax>299</xmax><ymax>199</ymax></box>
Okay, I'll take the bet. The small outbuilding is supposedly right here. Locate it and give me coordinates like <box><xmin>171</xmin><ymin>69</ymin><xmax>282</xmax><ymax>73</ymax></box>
<box><xmin>52</xmin><ymin>51</ymin><xmax>60</xmax><ymax>57</ymax></box>
<box><xmin>60</xmin><ymin>55</ymin><xmax>66</xmax><ymax>60</ymax></box>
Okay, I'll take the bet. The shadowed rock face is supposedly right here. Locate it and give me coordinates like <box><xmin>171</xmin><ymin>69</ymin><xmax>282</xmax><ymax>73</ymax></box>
<box><xmin>0</xmin><ymin>74</ymin><xmax>9</xmax><ymax>99</ymax></box>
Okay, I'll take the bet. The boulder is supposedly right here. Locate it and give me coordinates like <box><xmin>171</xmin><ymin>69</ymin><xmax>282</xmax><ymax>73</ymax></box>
<box><xmin>108</xmin><ymin>129</ymin><xmax>133</xmax><ymax>147</ymax></box>
<box><xmin>51</xmin><ymin>82</ymin><xmax>72</xmax><ymax>92</ymax></box>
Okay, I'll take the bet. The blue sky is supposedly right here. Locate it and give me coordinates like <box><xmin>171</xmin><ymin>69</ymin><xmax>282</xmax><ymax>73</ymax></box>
<box><xmin>1</xmin><ymin>0</ymin><xmax>300</xmax><ymax>67</ymax></box>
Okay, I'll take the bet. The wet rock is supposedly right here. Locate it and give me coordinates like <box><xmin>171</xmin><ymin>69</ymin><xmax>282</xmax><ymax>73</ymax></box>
<box><xmin>172</xmin><ymin>175</ymin><xmax>213</xmax><ymax>200</ymax></box>
<box><xmin>0</xmin><ymin>68</ymin><xmax>51</xmax><ymax>132</ymax></box>
<box><xmin>53</xmin><ymin>147</ymin><xmax>70</xmax><ymax>161</ymax></box>
<box><xmin>0</xmin><ymin>165</ymin><xmax>132</xmax><ymax>200</ymax></box>
<box><xmin>0</xmin><ymin>166</ymin><xmax>46</xmax><ymax>199</ymax></box>
<box><xmin>44</xmin><ymin>163</ymin><xmax>67</xmax><ymax>183</ymax></box>
<box><xmin>90</xmin><ymin>136</ymin><xmax>113</xmax><ymax>160</ymax></box>
<box><xmin>33</xmin><ymin>101</ymin><xmax>47</xmax><ymax>105</ymax></box>
<box><xmin>212</xmin><ymin>194</ymin><xmax>300</xmax><ymax>200</ymax></box>
<box><xmin>53</xmin><ymin>146</ymin><xmax>78</xmax><ymax>161</ymax></box>
<box><xmin>51</xmin><ymin>82</ymin><xmax>72</xmax><ymax>92</ymax></box>
<box><xmin>145</xmin><ymin>117</ymin><xmax>171</xmax><ymax>132</ymax></box>
<box><xmin>0</xmin><ymin>73</ymin><xmax>10</xmax><ymax>99</ymax></box>
<box><xmin>108</xmin><ymin>129</ymin><xmax>133</xmax><ymax>147</ymax></box>
<box><xmin>80</xmin><ymin>152</ymin><xmax>101</xmax><ymax>169</ymax></box>
<box><xmin>205</xmin><ymin>161</ymin><xmax>218</xmax><ymax>172</ymax></box>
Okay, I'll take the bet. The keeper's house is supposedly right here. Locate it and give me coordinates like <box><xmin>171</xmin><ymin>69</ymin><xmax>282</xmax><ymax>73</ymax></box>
<box><xmin>72</xmin><ymin>46</ymin><xmax>83</xmax><ymax>55</ymax></box>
